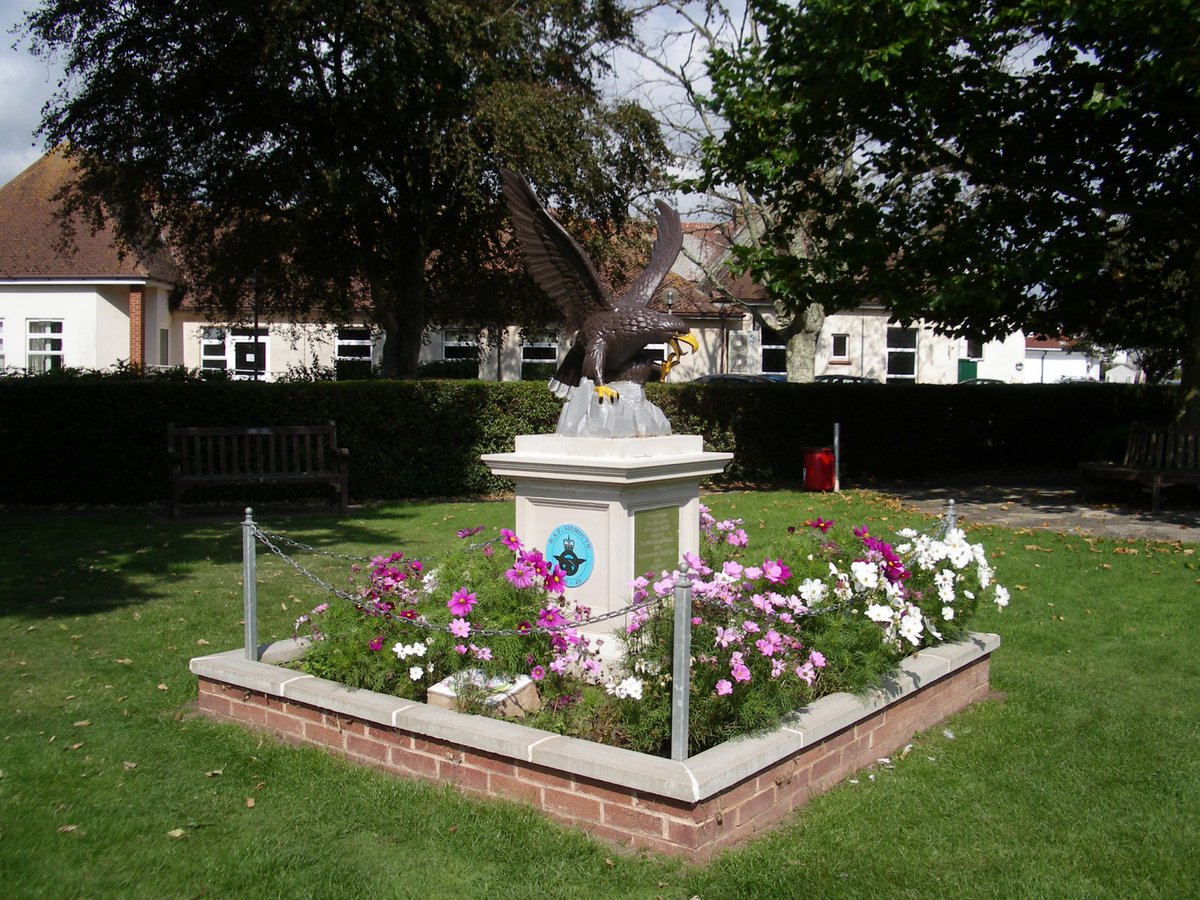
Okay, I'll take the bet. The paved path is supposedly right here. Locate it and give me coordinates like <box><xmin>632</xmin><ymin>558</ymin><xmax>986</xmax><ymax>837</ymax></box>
<box><xmin>868</xmin><ymin>473</ymin><xmax>1200</xmax><ymax>544</ymax></box>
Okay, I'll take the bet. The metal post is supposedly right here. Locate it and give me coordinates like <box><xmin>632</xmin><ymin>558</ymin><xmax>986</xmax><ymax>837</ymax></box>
<box><xmin>833</xmin><ymin>422</ymin><xmax>841</xmax><ymax>492</ymax></box>
<box><xmin>242</xmin><ymin>507</ymin><xmax>259</xmax><ymax>660</ymax></box>
<box><xmin>945</xmin><ymin>498</ymin><xmax>957</xmax><ymax>531</ymax></box>
<box><xmin>670</xmin><ymin>579</ymin><xmax>693</xmax><ymax>762</ymax></box>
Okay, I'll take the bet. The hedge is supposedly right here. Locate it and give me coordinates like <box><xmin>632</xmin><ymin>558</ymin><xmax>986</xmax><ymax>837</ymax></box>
<box><xmin>0</xmin><ymin>378</ymin><xmax>1177</xmax><ymax>507</ymax></box>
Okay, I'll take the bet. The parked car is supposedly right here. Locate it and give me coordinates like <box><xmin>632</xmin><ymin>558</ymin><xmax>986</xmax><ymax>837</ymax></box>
<box><xmin>691</xmin><ymin>373</ymin><xmax>774</xmax><ymax>384</ymax></box>
<box><xmin>814</xmin><ymin>374</ymin><xmax>881</xmax><ymax>384</ymax></box>
<box><xmin>959</xmin><ymin>378</ymin><xmax>1006</xmax><ymax>385</ymax></box>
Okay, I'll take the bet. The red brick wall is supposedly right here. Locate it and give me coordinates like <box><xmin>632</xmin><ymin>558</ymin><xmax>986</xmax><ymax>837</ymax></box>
<box><xmin>196</xmin><ymin>655</ymin><xmax>990</xmax><ymax>860</ymax></box>
<box><xmin>128</xmin><ymin>287</ymin><xmax>144</xmax><ymax>368</ymax></box>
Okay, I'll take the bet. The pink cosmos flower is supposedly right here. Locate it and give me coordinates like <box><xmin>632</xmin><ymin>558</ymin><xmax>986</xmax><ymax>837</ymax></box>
<box><xmin>500</xmin><ymin>528</ymin><xmax>523</xmax><ymax>552</ymax></box>
<box><xmin>544</xmin><ymin>567</ymin><xmax>567</xmax><ymax>594</ymax></box>
<box><xmin>368</xmin><ymin>636</ymin><xmax>384</xmax><ymax>652</ymax></box>
<box><xmin>454</xmin><ymin>644</ymin><xmax>469</xmax><ymax>655</ymax></box>
<box><xmin>809</xmin><ymin>650</ymin><xmax>827</xmax><ymax>668</ymax></box>
<box><xmin>505</xmin><ymin>561</ymin><xmax>535</xmax><ymax>589</ymax></box>
<box><xmin>715</xmin><ymin>679</ymin><xmax>733</xmax><ymax>696</ymax></box>
<box><xmin>762</xmin><ymin>558</ymin><xmax>792</xmax><ymax>584</ymax></box>
<box><xmin>726</xmin><ymin>529</ymin><xmax>749</xmax><ymax>547</ymax></box>
<box><xmin>530</xmin><ymin>665</ymin><xmax>546</xmax><ymax>681</ymax></box>
<box><xmin>537</xmin><ymin>606</ymin><xmax>566</xmax><ymax>629</ymax></box>
<box><xmin>471</xmin><ymin>644</ymin><xmax>492</xmax><ymax>661</ymax></box>
<box><xmin>771</xmin><ymin>658</ymin><xmax>788</xmax><ymax>679</ymax></box>
<box><xmin>447</xmin><ymin>588</ymin><xmax>477</xmax><ymax>617</ymax></box>
<box><xmin>483</xmin><ymin>544</ymin><xmax>494</xmax><ymax>558</ymax></box>
<box><xmin>795</xmin><ymin>661</ymin><xmax>816</xmax><ymax>685</ymax></box>
<box><xmin>804</xmin><ymin>518</ymin><xmax>835</xmax><ymax>533</ymax></box>
<box><xmin>730</xmin><ymin>652</ymin><xmax>752</xmax><ymax>683</ymax></box>
<box><xmin>456</xmin><ymin>525</ymin><xmax>485</xmax><ymax>539</ymax></box>
<box><xmin>515</xmin><ymin>620</ymin><xmax>533</xmax><ymax>635</ymax></box>
<box><xmin>449</xmin><ymin>617</ymin><xmax>471</xmax><ymax>638</ymax></box>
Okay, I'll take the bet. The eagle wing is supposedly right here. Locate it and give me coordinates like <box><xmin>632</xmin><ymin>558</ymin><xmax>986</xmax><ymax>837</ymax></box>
<box><xmin>621</xmin><ymin>200</ymin><xmax>683</xmax><ymax>308</ymax></box>
<box><xmin>501</xmin><ymin>169</ymin><xmax>612</xmax><ymax>334</ymax></box>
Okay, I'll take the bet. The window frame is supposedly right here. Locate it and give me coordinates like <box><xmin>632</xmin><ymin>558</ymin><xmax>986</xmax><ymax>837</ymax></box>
<box><xmin>27</xmin><ymin>319</ymin><xmax>64</xmax><ymax>375</ymax></box>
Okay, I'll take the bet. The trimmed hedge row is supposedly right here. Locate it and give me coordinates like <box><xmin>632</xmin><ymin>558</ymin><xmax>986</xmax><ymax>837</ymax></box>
<box><xmin>0</xmin><ymin>378</ymin><xmax>1176</xmax><ymax>506</ymax></box>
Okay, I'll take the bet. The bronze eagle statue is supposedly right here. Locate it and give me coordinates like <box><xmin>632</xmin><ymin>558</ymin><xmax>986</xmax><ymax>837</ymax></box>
<box><xmin>501</xmin><ymin>169</ymin><xmax>697</xmax><ymax>403</ymax></box>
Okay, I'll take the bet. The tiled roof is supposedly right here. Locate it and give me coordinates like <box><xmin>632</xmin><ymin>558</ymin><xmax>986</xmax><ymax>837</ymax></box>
<box><xmin>0</xmin><ymin>149</ymin><xmax>179</xmax><ymax>283</ymax></box>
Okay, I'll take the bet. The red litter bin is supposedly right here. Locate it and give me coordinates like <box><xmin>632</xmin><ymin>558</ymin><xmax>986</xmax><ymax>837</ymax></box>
<box><xmin>803</xmin><ymin>447</ymin><xmax>836</xmax><ymax>491</ymax></box>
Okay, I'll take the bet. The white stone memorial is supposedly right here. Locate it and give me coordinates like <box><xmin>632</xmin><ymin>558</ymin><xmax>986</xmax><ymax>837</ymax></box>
<box><xmin>482</xmin><ymin>417</ymin><xmax>732</xmax><ymax>645</ymax></box>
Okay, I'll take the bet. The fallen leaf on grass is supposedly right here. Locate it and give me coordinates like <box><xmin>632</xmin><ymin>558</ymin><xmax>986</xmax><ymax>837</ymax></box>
<box><xmin>196</xmin><ymin>639</ymin><xmax>210</xmax><ymax>647</ymax></box>
<box><xmin>58</xmin><ymin>825</ymin><xmax>82</xmax><ymax>834</ymax></box>
<box><xmin>123</xmin><ymin>761</ymin><xmax>137</xmax><ymax>771</ymax></box>
<box><xmin>157</xmin><ymin>683</ymin><xmax>169</xmax><ymax>692</ymax></box>
<box><xmin>73</xmin><ymin>721</ymin><xmax>91</xmax><ymax>728</ymax></box>
<box><xmin>167</xmin><ymin>828</ymin><xmax>187</xmax><ymax>839</ymax></box>
<box><xmin>114</xmin><ymin>658</ymin><xmax>133</xmax><ymax>665</ymax></box>
<box><xmin>205</xmin><ymin>768</ymin><xmax>224</xmax><ymax>778</ymax></box>
<box><xmin>1113</xmin><ymin>547</ymin><xmax>1139</xmax><ymax>555</ymax></box>
<box><xmin>67</xmin><ymin>742</ymin><xmax>84</xmax><ymax>751</ymax></box>
<box><xmin>245</xmin><ymin>797</ymin><xmax>255</xmax><ymax>808</ymax></box>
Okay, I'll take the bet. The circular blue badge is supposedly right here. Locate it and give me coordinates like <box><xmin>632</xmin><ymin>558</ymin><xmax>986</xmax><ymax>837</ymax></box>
<box><xmin>546</xmin><ymin>524</ymin><xmax>595</xmax><ymax>589</ymax></box>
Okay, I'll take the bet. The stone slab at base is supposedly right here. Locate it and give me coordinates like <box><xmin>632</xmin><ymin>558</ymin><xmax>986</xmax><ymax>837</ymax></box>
<box><xmin>191</xmin><ymin>632</ymin><xmax>999</xmax><ymax>861</ymax></box>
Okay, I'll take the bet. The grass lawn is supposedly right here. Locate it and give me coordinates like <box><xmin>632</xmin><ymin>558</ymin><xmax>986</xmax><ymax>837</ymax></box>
<box><xmin>1</xmin><ymin>491</ymin><xmax>1197</xmax><ymax>898</ymax></box>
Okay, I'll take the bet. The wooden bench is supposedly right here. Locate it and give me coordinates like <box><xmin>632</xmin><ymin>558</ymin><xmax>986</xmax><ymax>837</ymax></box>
<box><xmin>168</xmin><ymin>423</ymin><xmax>349</xmax><ymax>516</ymax></box>
<box><xmin>1080</xmin><ymin>423</ymin><xmax>1200</xmax><ymax>513</ymax></box>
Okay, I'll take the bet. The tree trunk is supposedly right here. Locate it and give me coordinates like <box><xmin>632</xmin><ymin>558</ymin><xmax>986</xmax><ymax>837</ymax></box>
<box><xmin>785</xmin><ymin>302</ymin><xmax>825</xmax><ymax>383</ymax></box>
<box><xmin>374</xmin><ymin>245</ymin><xmax>428</xmax><ymax>379</ymax></box>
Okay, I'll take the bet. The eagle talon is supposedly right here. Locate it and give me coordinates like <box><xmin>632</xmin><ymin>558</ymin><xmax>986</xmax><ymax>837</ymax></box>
<box><xmin>594</xmin><ymin>384</ymin><xmax>620</xmax><ymax>404</ymax></box>
<box><xmin>660</xmin><ymin>333</ymin><xmax>699</xmax><ymax>379</ymax></box>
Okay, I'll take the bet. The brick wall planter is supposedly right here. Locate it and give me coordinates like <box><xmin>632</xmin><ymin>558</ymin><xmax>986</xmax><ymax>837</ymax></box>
<box><xmin>190</xmin><ymin>632</ymin><xmax>999</xmax><ymax>860</ymax></box>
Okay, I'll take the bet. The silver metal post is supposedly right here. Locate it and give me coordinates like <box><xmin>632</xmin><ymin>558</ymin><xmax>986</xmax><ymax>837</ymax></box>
<box><xmin>670</xmin><ymin>579</ymin><xmax>693</xmax><ymax>762</ymax></box>
<box><xmin>242</xmin><ymin>507</ymin><xmax>258</xmax><ymax>660</ymax></box>
<box><xmin>945</xmin><ymin>498</ymin><xmax>957</xmax><ymax>531</ymax></box>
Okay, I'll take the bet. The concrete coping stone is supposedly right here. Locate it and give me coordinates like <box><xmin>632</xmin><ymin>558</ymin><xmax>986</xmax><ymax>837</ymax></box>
<box><xmin>190</xmin><ymin>631</ymin><xmax>999</xmax><ymax>804</ymax></box>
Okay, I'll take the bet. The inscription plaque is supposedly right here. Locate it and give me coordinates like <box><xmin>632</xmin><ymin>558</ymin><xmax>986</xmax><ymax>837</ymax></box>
<box><xmin>633</xmin><ymin>506</ymin><xmax>680</xmax><ymax>579</ymax></box>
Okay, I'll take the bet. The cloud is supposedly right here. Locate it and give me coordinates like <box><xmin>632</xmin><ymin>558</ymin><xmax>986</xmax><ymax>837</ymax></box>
<box><xmin>0</xmin><ymin>0</ymin><xmax>61</xmax><ymax>185</ymax></box>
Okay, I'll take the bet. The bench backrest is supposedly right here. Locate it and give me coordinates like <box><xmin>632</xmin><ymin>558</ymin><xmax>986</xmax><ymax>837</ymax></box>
<box><xmin>169</xmin><ymin>423</ymin><xmax>342</xmax><ymax>478</ymax></box>
<box><xmin>1122</xmin><ymin>424</ymin><xmax>1200</xmax><ymax>471</ymax></box>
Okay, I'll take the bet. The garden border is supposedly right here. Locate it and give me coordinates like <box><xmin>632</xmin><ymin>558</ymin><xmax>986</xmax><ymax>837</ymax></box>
<box><xmin>190</xmin><ymin>632</ymin><xmax>999</xmax><ymax>860</ymax></box>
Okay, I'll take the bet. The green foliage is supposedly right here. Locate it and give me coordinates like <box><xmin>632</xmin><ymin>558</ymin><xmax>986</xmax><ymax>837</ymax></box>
<box><xmin>702</xmin><ymin>0</ymin><xmax>1200</xmax><ymax>417</ymax></box>
<box><xmin>0</xmin><ymin>377</ymin><xmax>1179</xmax><ymax>505</ymax></box>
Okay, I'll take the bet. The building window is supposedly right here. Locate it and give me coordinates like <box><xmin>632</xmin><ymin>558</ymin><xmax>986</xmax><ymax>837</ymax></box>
<box><xmin>520</xmin><ymin>331</ymin><xmax>559</xmax><ymax>366</ymax></box>
<box><xmin>442</xmin><ymin>329</ymin><xmax>479</xmax><ymax>361</ymax></box>
<box><xmin>965</xmin><ymin>338</ymin><xmax>984</xmax><ymax>360</ymax></box>
<box><xmin>159</xmin><ymin>329</ymin><xmax>169</xmax><ymax>367</ymax></box>
<box><xmin>336</xmin><ymin>326</ymin><xmax>375</xmax><ymax>361</ymax></box>
<box><xmin>200</xmin><ymin>326</ymin><xmax>268</xmax><ymax>379</ymax></box>
<box><xmin>200</xmin><ymin>328</ymin><xmax>227</xmax><ymax>371</ymax></box>
<box><xmin>761</xmin><ymin>333</ymin><xmax>786</xmax><ymax>374</ymax></box>
<box><xmin>830</xmin><ymin>333</ymin><xmax>850</xmax><ymax>361</ymax></box>
<box><xmin>27</xmin><ymin>320</ymin><xmax>64</xmax><ymax>374</ymax></box>
<box><xmin>886</xmin><ymin>326</ymin><xmax>918</xmax><ymax>382</ymax></box>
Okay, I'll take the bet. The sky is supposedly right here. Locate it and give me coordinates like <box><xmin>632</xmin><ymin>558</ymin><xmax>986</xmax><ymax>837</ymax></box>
<box><xmin>0</xmin><ymin>0</ymin><xmax>58</xmax><ymax>184</ymax></box>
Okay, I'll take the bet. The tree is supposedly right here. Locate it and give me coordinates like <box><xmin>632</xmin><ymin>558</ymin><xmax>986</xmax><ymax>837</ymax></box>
<box><xmin>619</xmin><ymin>1</ymin><xmax>833</xmax><ymax>380</ymax></box>
<box><xmin>22</xmin><ymin>0</ymin><xmax>668</xmax><ymax>377</ymax></box>
<box><xmin>701</xmin><ymin>0</ymin><xmax>1200</xmax><ymax>411</ymax></box>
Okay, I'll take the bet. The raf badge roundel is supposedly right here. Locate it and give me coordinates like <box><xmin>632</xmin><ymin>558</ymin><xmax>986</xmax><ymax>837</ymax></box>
<box><xmin>546</xmin><ymin>524</ymin><xmax>595</xmax><ymax>589</ymax></box>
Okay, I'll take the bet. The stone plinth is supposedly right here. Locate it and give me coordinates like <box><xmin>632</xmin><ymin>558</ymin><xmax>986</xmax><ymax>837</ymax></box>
<box><xmin>481</xmin><ymin>435</ymin><xmax>733</xmax><ymax>641</ymax></box>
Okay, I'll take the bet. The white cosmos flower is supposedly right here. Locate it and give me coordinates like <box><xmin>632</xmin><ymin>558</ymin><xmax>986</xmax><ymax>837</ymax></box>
<box><xmin>409</xmin><ymin>666</ymin><xmax>424</xmax><ymax>681</ymax></box>
<box><xmin>942</xmin><ymin>605</ymin><xmax>955</xmax><ymax>620</ymax></box>
<box><xmin>865</xmin><ymin>603</ymin><xmax>895</xmax><ymax>624</ymax></box>
<box><xmin>851</xmin><ymin>560</ymin><xmax>879</xmax><ymax>591</ymax></box>
<box><xmin>994</xmin><ymin>585</ymin><xmax>1010</xmax><ymax>608</ymax></box>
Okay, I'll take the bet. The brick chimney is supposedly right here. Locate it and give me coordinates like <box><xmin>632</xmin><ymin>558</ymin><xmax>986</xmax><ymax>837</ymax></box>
<box><xmin>129</xmin><ymin>286</ymin><xmax>144</xmax><ymax>368</ymax></box>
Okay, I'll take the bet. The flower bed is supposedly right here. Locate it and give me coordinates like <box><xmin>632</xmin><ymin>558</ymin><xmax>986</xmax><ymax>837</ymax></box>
<box><xmin>290</xmin><ymin>510</ymin><xmax>1008</xmax><ymax>756</ymax></box>
<box><xmin>191</xmin><ymin>631</ymin><xmax>998</xmax><ymax>860</ymax></box>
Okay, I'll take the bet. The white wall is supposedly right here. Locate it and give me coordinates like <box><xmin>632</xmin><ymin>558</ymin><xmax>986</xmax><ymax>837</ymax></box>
<box><xmin>0</xmin><ymin>284</ymin><xmax>121</xmax><ymax>370</ymax></box>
